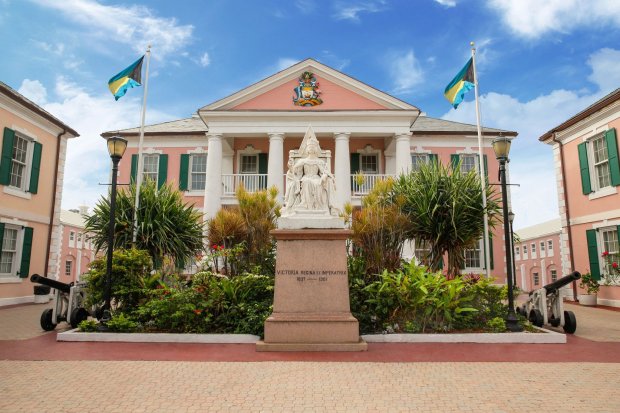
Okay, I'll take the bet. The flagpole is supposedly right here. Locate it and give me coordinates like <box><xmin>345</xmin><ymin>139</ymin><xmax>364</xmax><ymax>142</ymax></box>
<box><xmin>470</xmin><ymin>41</ymin><xmax>491</xmax><ymax>278</ymax></box>
<box><xmin>132</xmin><ymin>45</ymin><xmax>151</xmax><ymax>244</ymax></box>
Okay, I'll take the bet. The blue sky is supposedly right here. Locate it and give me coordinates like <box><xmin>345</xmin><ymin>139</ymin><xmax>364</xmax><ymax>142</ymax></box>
<box><xmin>2</xmin><ymin>0</ymin><xmax>620</xmax><ymax>229</ymax></box>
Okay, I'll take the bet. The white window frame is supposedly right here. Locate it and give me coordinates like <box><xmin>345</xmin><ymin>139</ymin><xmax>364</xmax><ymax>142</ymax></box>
<box><xmin>69</xmin><ymin>231</ymin><xmax>75</xmax><ymax>248</ymax></box>
<box><xmin>460</xmin><ymin>154</ymin><xmax>480</xmax><ymax>175</ymax></box>
<box><xmin>0</xmin><ymin>224</ymin><xmax>24</xmax><ymax>279</ymax></box>
<box><xmin>522</xmin><ymin>244</ymin><xmax>528</xmax><ymax>260</ymax></box>
<box><xmin>539</xmin><ymin>241</ymin><xmax>546</xmax><ymax>258</ymax></box>
<box><xmin>360</xmin><ymin>153</ymin><xmax>379</xmax><ymax>174</ymax></box>
<box><xmin>533</xmin><ymin>272</ymin><xmax>540</xmax><ymax>286</ymax></box>
<box><xmin>141</xmin><ymin>153</ymin><xmax>160</xmax><ymax>183</ymax></box>
<box><xmin>514</xmin><ymin>246</ymin><xmax>520</xmax><ymax>261</ymax></box>
<box><xmin>412</xmin><ymin>239</ymin><xmax>431</xmax><ymax>267</ymax></box>
<box><xmin>189</xmin><ymin>153</ymin><xmax>207</xmax><ymax>191</ymax></box>
<box><xmin>547</xmin><ymin>240</ymin><xmax>554</xmax><ymax>257</ymax></box>
<box><xmin>550</xmin><ymin>269</ymin><xmax>558</xmax><ymax>282</ymax></box>
<box><xmin>411</xmin><ymin>153</ymin><xmax>429</xmax><ymax>172</ymax></box>
<box><xmin>588</xmin><ymin>134</ymin><xmax>612</xmax><ymax>191</ymax></box>
<box><xmin>65</xmin><ymin>260</ymin><xmax>73</xmax><ymax>277</ymax></box>
<box><xmin>463</xmin><ymin>239</ymin><xmax>483</xmax><ymax>272</ymax></box>
<box><xmin>597</xmin><ymin>226</ymin><xmax>620</xmax><ymax>284</ymax></box>
<box><xmin>530</xmin><ymin>243</ymin><xmax>537</xmax><ymax>259</ymax></box>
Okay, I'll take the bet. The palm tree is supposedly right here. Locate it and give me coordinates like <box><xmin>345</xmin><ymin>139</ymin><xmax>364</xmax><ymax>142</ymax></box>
<box><xmin>392</xmin><ymin>160</ymin><xmax>500</xmax><ymax>277</ymax></box>
<box><xmin>85</xmin><ymin>180</ymin><xmax>205</xmax><ymax>267</ymax></box>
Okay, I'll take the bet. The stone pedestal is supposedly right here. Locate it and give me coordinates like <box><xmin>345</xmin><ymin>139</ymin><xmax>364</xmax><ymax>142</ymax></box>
<box><xmin>256</xmin><ymin>229</ymin><xmax>367</xmax><ymax>352</ymax></box>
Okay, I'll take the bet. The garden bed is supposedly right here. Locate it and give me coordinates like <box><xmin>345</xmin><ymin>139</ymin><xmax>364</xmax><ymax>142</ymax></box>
<box><xmin>57</xmin><ymin>327</ymin><xmax>564</xmax><ymax>344</ymax></box>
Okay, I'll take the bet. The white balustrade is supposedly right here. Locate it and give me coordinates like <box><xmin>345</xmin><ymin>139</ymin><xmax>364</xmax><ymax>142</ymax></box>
<box><xmin>350</xmin><ymin>174</ymin><xmax>394</xmax><ymax>195</ymax></box>
<box><xmin>221</xmin><ymin>174</ymin><xmax>269</xmax><ymax>196</ymax></box>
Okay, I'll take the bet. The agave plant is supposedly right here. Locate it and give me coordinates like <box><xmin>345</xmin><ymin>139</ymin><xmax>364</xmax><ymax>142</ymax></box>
<box><xmin>85</xmin><ymin>180</ymin><xmax>205</xmax><ymax>267</ymax></box>
<box><xmin>392</xmin><ymin>160</ymin><xmax>500</xmax><ymax>277</ymax></box>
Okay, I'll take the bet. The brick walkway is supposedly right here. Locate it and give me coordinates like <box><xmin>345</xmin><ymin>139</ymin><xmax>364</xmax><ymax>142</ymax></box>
<box><xmin>0</xmin><ymin>360</ymin><xmax>618</xmax><ymax>412</ymax></box>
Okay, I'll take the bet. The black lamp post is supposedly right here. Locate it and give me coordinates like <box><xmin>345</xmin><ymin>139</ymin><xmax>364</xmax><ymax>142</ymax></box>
<box><xmin>508</xmin><ymin>210</ymin><xmax>517</xmax><ymax>288</ymax></box>
<box><xmin>100</xmin><ymin>136</ymin><xmax>127</xmax><ymax>328</ymax></box>
<box><xmin>492</xmin><ymin>136</ymin><xmax>522</xmax><ymax>332</ymax></box>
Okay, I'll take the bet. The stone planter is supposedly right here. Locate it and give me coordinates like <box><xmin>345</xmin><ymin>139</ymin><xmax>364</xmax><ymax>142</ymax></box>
<box><xmin>578</xmin><ymin>294</ymin><xmax>597</xmax><ymax>306</ymax></box>
<box><xmin>33</xmin><ymin>285</ymin><xmax>51</xmax><ymax>304</ymax></box>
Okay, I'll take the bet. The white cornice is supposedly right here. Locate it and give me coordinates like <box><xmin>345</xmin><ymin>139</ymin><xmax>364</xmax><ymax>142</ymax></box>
<box><xmin>0</xmin><ymin>95</ymin><xmax>66</xmax><ymax>137</ymax></box>
<box><xmin>200</xmin><ymin>59</ymin><xmax>419</xmax><ymax>111</ymax></box>
<box><xmin>547</xmin><ymin>100</ymin><xmax>620</xmax><ymax>145</ymax></box>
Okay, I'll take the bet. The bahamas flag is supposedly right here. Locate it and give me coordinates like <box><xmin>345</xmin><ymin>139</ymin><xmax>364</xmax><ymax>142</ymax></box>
<box><xmin>444</xmin><ymin>58</ymin><xmax>475</xmax><ymax>109</ymax></box>
<box><xmin>108</xmin><ymin>56</ymin><xmax>144</xmax><ymax>100</ymax></box>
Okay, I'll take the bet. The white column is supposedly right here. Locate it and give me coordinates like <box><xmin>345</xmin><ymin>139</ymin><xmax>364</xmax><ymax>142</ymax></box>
<box><xmin>334</xmin><ymin>132</ymin><xmax>351</xmax><ymax>211</ymax></box>
<box><xmin>267</xmin><ymin>133</ymin><xmax>285</xmax><ymax>201</ymax></box>
<box><xmin>204</xmin><ymin>134</ymin><xmax>223</xmax><ymax>220</ymax></box>
<box><xmin>395</xmin><ymin>134</ymin><xmax>412</xmax><ymax>175</ymax></box>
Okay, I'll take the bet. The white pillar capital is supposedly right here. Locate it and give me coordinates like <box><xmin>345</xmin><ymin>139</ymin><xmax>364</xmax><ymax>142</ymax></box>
<box><xmin>268</xmin><ymin>132</ymin><xmax>285</xmax><ymax>141</ymax></box>
<box><xmin>334</xmin><ymin>132</ymin><xmax>351</xmax><ymax>141</ymax></box>
<box><xmin>206</xmin><ymin>133</ymin><xmax>222</xmax><ymax>142</ymax></box>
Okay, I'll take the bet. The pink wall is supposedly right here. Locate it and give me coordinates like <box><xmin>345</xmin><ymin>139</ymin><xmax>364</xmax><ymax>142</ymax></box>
<box><xmin>232</xmin><ymin>77</ymin><xmax>389</xmax><ymax>110</ymax></box>
<box><xmin>514</xmin><ymin>233</ymin><xmax>561</xmax><ymax>291</ymax></box>
<box><xmin>59</xmin><ymin>223</ymin><xmax>94</xmax><ymax>283</ymax></box>
<box><xmin>0</xmin><ymin>108</ymin><xmax>60</xmax><ymax>300</ymax></box>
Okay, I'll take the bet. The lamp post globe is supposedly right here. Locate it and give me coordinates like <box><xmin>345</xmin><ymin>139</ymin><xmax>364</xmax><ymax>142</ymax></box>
<box><xmin>100</xmin><ymin>135</ymin><xmax>127</xmax><ymax>330</ymax></box>
<box><xmin>492</xmin><ymin>135</ymin><xmax>522</xmax><ymax>332</ymax></box>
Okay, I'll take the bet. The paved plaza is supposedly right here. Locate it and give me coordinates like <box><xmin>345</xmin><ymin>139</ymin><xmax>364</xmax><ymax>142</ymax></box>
<box><xmin>1</xmin><ymin>302</ymin><xmax>619</xmax><ymax>412</ymax></box>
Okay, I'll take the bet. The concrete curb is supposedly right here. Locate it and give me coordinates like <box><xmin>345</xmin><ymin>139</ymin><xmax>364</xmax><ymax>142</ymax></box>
<box><xmin>57</xmin><ymin>329</ymin><xmax>260</xmax><ymax>344</ymax></box>
<box><xmin>362</xmin><ymin>327</ymin><xmax>566</xmax><ymax>344</ymax></box>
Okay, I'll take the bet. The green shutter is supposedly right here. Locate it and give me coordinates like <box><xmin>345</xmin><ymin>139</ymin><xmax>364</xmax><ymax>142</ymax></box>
<box><xmin>350</xmin><ymin>153</ymin><xmax>360</xmax><ymax>174</ymax></box>
<box><xmin>428</xmin><ymin>153</ymin><xmax>438</xmax><ymax>165</ymax></box>
<box><xmin>0</xmin><ymin>223</ymin><xmax>4</xmax><ymax>258</ymax></box>
<box><xmin>258</xmin><ymin>153</ymin><xmax>268</xmax><ymax>174</ymax></box>
<box><xmin>130</xmin><ymin>154</ymin><xmax>138</xmax><ymax>183</ymax></box>
<box><xmin>586</xmin><ymin>229</ymin><xmax>601</xmax><ymax>281</ymax></box>
<box><xmin>19</xmin><ymin>227</ymin><xmax>33</xmax><ymax>278</ymax></box>
<box><xmin>577</xmin><ymin>142</ymin><xmax>592</xmax><ymax>194</ymax></box>
<box><xmin>157</xmin><ymin>154</ymin><xmax>168</xmax><ymax>188</ymax></box>
<box><xmin>0</xmin><ymin>127</ymin><xmax>15</xmax><ymax>185</ymax></box>
<box><xmin>29</xmin><ymin>142</ymin><xmax>42</xmax><ymax>194</ymax></box>
<box><xmin>179</xmin><ymin>154</ymin><xmax>189</xmax><ymax>191</ymax></box>
<box><xmin>451</xmin><ymin>154</ymin><xmax>460</xmax><ymax>171</ymax></box>
<box><xmin>483</xmin><ymin>154</ymin><xmax>488</xmax><ymax>178</ymax></box>
<box><xmin>605</xmin><ymin>128</ymin><xmax>620</xmax><ymax>186</ymax></box>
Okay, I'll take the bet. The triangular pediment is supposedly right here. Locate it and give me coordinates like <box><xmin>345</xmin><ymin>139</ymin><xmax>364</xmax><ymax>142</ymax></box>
<box><xmin>200</xmin><ymin>58</ymin><xmax>419</xmax><ymax>112</ymax></box>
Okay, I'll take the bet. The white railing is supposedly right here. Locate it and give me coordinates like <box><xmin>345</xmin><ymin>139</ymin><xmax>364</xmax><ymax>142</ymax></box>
<box><xmin>351</xmin><ymin>174</ymin><xmax>394</xmax><ymax>195</ymax></box>
<box><xmin>222</xmin><ymin>174</ymin><xmax>268</xmax><ymax>196</ymax></box>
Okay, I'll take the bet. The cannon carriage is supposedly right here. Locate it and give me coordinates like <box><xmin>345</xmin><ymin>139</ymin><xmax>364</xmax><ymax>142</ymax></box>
<box><xmin>518</xmin><ymin>271</ymin><xmax>580</xmax><ymax>334</ymax></box>
<box><xmin>30</xmin><ymin>274</ymin><xmax>93</xmax><ymax>330</ymax></box>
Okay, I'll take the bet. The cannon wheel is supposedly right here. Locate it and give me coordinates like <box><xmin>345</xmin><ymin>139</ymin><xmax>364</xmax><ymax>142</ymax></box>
<box><xmin>70</xmin><ymin>308</ymin><xmax>89</xmax><ymax>328</ymax></box>
<box><xmin>40</xmin><ymin>309</ymin><xmax>57</xmax><ymax>331</ymax></box>
<box><xmin>563</xmin><ymin>310</ymin><xmax>577</xmax><ymax>334</ymax></box>
<box><xmin>529</xmin><ymin>309</ymin><xmax>544</xmax><ymax>327</ymax></box>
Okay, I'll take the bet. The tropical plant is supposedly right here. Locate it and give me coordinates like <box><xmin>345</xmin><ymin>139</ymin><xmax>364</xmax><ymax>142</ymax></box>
<box><xmin>84</xmin><ymin>180</ymin><xmax>205</xmax><ymax>268</ymax></box>
<box><xmin>392</xmin><ymin>160</ymin><xmax>501</xmax><ymax>277</ymax></box>
<box><xmin>348</xmin><ymin>178</ymin><xmax>410</xmax><ymax>276</ymax></box>
<box><xmin>579</xmin><ymin>272</ymin><xmax>600</xmax><ymax>294</ymax></box>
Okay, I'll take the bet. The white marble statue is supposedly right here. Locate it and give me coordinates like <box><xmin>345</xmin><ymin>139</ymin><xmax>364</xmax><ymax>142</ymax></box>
<box><xmin>282</xmin><ymin>134</ymin><xmax>338</xmax><ymax>217</ymax></box>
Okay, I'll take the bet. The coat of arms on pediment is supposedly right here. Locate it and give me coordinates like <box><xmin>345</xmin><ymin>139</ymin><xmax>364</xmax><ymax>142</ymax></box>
<box><xmin>293</xmin><ymin>71</ymin><xmax>323</xmax><ymax>107</ymax></box>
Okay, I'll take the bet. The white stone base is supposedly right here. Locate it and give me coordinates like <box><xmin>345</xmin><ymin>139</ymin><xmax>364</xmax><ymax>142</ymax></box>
<box><xmin>362</xmin><ymin>327</ymin><xmax>565</xmax><ymax>344</ymax></box>
<box><xmin>278</xmin><ymin>214</ymin><xmax>344</xmax><ymax>229</ymax></box>
<box><xmin>57</xmin><ymin>329</ymin><xmax>260</xmax><ymax>343</ymax></box>
<box><xmin>0</xmin><ymin>295</ymin><xmax>34</xmax><ymax>307</ymax></box>
<box><xmin>33</xmin><ymin>294</ymin><xmax>51</xmax><ymax>304</ymax></box>
<box><xmin>596</xmin><ymin>297</ymin><xmax>620</xmax><ymax>307</ymax></box>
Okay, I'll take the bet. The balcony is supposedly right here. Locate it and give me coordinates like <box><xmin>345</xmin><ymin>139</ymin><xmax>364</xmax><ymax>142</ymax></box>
<box><xmin>222</xmin><ymin>174</ymin><xmax>268</xmax><ymax>196</ymax></box>
<box><xmin>351</xmin><ymin>174</ymin><xmax>394</xmax><ymax>196</ymax></box>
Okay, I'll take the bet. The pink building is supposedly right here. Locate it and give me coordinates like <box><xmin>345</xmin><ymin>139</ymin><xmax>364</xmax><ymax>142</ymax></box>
<box><xmin>103</xmin><ymin>59</ymin><xmax>517</xmax><ymax>281</ymax></box>
<box><xmin>540</xmin><ymin>89</ymin><xmax>620</xmax><ymax>307</ymax></box>
<box><xmin>0</xmin><ymin>82</ymin><xmax>79</xmax><ymax>306</ymax></box>
<box><xmin>514</xmin><ymin>219</ymin><xmax>562</xmax><ymax>292</ymax></box>
<box><xmin>59</xmin><ymin>207</ymin><xmax>95</xmax><ymax>283</ymax></box>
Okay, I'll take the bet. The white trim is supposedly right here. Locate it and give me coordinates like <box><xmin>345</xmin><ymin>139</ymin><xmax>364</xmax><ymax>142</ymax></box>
<box><xmin>0</xmin><ymin>223</ymin><xmax>24</xmax><ymax>278</ymax></box>
<box><xmin>588</xmin><ymin>186</ymin><xmax>617</xmax><ymax>200</ymax></box>
<box><xmin>362</xmin><ymin>327</ymin><xmax>565</xmax><ymax>344</ymax></box>
<box><xmin>0</xmin><ymin>295</ymin><xmax>34</xmax><ymax>307</ymax></box>
<box><xmin>592</xmin><ymin>219</ymin><xmax>620</xmax><ymax>229</ymax></box>
<box><xmin>597</xmin><ymin>297</ymin><xmax>620</xmax><ymax>307</ymax></box>
<box><xmin>187</xmin><ymin>152</ymin><xmax>208</xmax><ymax>193</ymax></box>
<box><xmin>126</xmin><ymin>135</ymin><xmax>207</xmax><ymax>148</ymax></box>
<box><xmin>547</xmin><ymin>100</ymin><xmax>620</xmax><ymax>145</ymax></box>
<box><xmin>3</xmin><ymin>186</ymin><xmax>32</xmax><ymax>199</ymax></box>
<box><xmin>0</xmin><ymin>277</ymin><xmax>24</xmax><ymax>284</ymax></box>
<box><xmin>0</xmin><ymin>95</ymin><xmax>67</xmax><ymax>137</ymax></box>
<box><xmin>356</xmin><ymin>144</ymin><xmax>382</xmax><ymax>174</ymax></box>
<box><xmin>569</xmin><ymin>209</ymin><xmax>620</xmax><ymax>226</ymax></box>
<box><xmin>58</xmin><ymin>329</ymin><xmax>260</xmax><ymax>343</ymax></box>
<box><xmin>0</xmin><ymin>216</ymin><xmax>28</xmax><ymax>226</ymax></box>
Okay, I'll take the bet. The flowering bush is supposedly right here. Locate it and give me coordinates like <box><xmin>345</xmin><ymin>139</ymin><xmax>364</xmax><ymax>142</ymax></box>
<box><xmin>601</xmin><ymin>251</ymin><xmax>620</xmax><ymax>284</ymax></box>
<box><xmin>579</xmin><ymin>271</ymin><xmax>600</xmax><ymax>294</ymax></box>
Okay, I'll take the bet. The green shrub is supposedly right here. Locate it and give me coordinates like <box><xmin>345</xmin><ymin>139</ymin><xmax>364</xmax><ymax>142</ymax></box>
<box><xmin>82</xmin><ymin>248</ymin><xmax>154</xmax><ymax>312</ymax></box>
<box><xmin>106</xmin><ymin>313</ymin><xmax>139</xmax><ymax>333</ymax></box>
<box><xmin>454</xmin><ymin>278</ymin><xmax>508</xmax><ymax>331</ymax></box>
<box><xmin>486</xmin><ymin>316</ymin><xmax>506</xmax><ymax>332</ymax></box>
<box><xmin>78</xmin><ymin>319</ymin><xmax>99</xmax><ymax>332</ymax></box>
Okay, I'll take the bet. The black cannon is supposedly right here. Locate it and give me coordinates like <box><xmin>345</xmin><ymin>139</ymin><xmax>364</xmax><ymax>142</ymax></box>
<box><xmin>30</xmin><ymin>274</ymin><xmax>91</xmax><ymax>331</ymax></box>
<box><xmin>519</xmin><ymin>271</ymin><xmax>580</xmax><ymax>334</ymax></box>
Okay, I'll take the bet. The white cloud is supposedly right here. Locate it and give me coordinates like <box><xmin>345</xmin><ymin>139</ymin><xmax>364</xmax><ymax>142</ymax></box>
<box><xmin>30</xmin><ymin>0</ymin><xmax>194</xmax><ymax>59</ymax></box>
<box><xmin>276</xmin><ymin>58</ymin><xmax>299</xmax><ymax>71</ymax></box>
<box><xmin>434</xmin><ymin>0</ymin><xmax>457</xmax><ymax>7</ymax></box>
<box><xmin>25</xmin><ymin>77</ymin><xmax>177</xmax><ymax>209</ymax></box>
<box><xmin>17</xmin><ymin>79</ymin><xmax>47</xmax><ymax>105</ymax></box>
<box><xmin>388</xmin><ymin>50</ymin><xmax>424</xmax><ymax>95</ymax></box>
<box><xmin>441</xmin><ymin>47</ymin><xmax>619</xmax><ymax>229</ymax></box>
<box><xmin>199</xmin><ymin>52</ymin><xmax>211</xmax><ymax>68</ymax></box>
<box><xmin>295</xmin><ymin>0</ymin><xmax>317</xmax><ymax>14</ymax></box>
<box><xmin>487</xmin><ymin>0</ymin><xmax>620</xmax><ymax>38</ymax></box>
<box><xmin>333</xmin><ymin>0</ymin><xmax>387</xmax><ymax>21</ymax></box>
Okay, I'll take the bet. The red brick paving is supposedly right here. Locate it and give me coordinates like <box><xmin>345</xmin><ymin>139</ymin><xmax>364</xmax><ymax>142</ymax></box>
<box><xmin>2</xmin><ymin>332</ymin><xmax>620</xmax><ymax>363</ymax></box>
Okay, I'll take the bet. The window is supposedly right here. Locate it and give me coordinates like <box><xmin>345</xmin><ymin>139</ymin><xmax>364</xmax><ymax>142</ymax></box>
<box><xmin>414</xmin><ymin>240</ymin><xmax>431</xmax><ymax>266</ymax></box>
<box><xmin>190</xmin><ymin>154</ymin><xmax>207</xmax><ymax>191</ymax></box>
<box><xmin>464</xmin><ymin>242</ymin><xmax>481</xmax><ymax>268</ymax></box>
<box><xmin>0</xmin><ymin>227</ymin><xmax>18</xmax><ymax>275</ymax></box>
<box><xmin>515</xmin><ymin>246</ymin><xmax>520</xmax><ymax>260</ymax></box>
<box><xmin>142</xmin><ymin>154</ymin><xmax>159</xmax><ymax>182</ymax></box>
<box><xmin>550</xmin><ymin>269</ymin><xmax>557</xmax><ymax>282</ymax></box>
<box><xmin>69</xmin><ymin>231</ymin><xmax>75</xmax><ymax>241</ymax></box>
<box><xmin>577</xmin><ymin>129</ymin><xmax>620</xmax><ymax>195</ymax></box>
<box><xmin>460</xmin><ymin>154</ymin><xmax>478</xmax><ymax>174</ymax></box>
<box><xmin>411</xmin><ymin>154</ymin><xmax>428</xmax><ymax>172</ymax></box>
<box><xmin>65</xmin><ymin>260</ymin><xmax>72</xmax><ymax>277</ymax></box>
<box><xmin>77</xmin><ymin>233</ymin><xmax>82</xmax><ymax>243</ymax></box>
<box><xmin>547</xmin><ymin>240</ymin><xmax>553</xmax><ymax>251</ymax></box>
<box><xmin>531</xmin><ymin>243</ymin><xmax>536</xmax><ymax>254</ymax></box>
<box><xmin>240</xmin><ymin>155</ymin><xmax>258</xmax><ymax>174</ymax></box>
<box><xmin>360</xmin><ymin>154</ymin><xmax>378</xmax><ymax>174</ymax></box>
<box><xmin>10</xmin><ymin>134</ymin><xmax>30</xmax><ymax>190</ymax></box>
<box><xmin>601</xmin><ymin>228</ymin><xmax>619</xmax><ymax>278</ymax></box>
<box><xmin>533</xmin><ymin>272</ymin><xmax>539</xmax><ymax>286</ymax></box>
<box><xmin>540</xmin><ymin>241</ymin><xmax>545</xmax><ymax>252</ymax></box>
